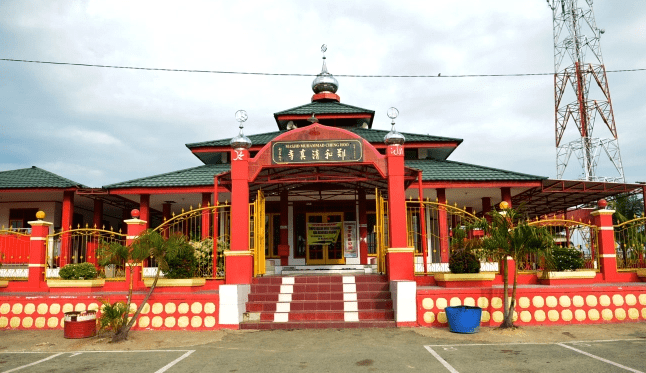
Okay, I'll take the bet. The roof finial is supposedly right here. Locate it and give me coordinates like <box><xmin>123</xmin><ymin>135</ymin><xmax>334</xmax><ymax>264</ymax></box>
<box><xmin>230</xmin><ymin>110</ymin><xmax>252</xmax><ymax>149</ymax></box>
<box><xmin>312</xmin><ymin>44</ymin><xmax>338</xmax><ymax>94</ymax></box>
<box><xmin>384</xmin><ymin>107</ymin><xmax>405</xmax><ymax>145</ymax></box>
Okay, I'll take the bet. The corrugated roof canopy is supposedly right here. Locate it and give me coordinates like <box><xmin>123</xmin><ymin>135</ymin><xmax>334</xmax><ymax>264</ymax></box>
<box><xmin>0</xmin><ymin>166</ymin><xmax>87</xmax><ymax>189</ymax></box>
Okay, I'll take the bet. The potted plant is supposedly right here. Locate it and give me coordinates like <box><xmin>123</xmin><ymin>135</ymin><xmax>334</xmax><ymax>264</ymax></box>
<box><xmin>434</xmin><ymin>227</ymin><xmax>495</xmax><ymax>288</ymax></box>
<box><xmin>539</xmin><ymin>246</ymin><xmax>596</xmax><ymax>284</ymax></box>
<box><xmin>47</xmin><ymin>262</ymin><xmax>105</xmax><ymax>288</ymax></box>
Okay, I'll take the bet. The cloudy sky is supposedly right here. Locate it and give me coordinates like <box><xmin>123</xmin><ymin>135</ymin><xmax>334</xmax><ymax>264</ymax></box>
<box><xmin>1</xmin><ymin>0</ymin><xmax>645</xmax><ymax>188</ymax></box>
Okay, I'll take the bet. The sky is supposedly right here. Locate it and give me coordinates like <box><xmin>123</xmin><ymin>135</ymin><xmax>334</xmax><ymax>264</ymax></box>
<box><xmin>1</xmin><ymin>0</ymin><xmax>645</xmax><ymax>188</ymax></box>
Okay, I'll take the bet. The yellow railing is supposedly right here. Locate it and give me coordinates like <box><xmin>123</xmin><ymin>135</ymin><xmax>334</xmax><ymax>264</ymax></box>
<box><xmin>614</xmin><ymin>217</ymin><xmax>646</xmax><ymax>271</ymax></box>
<box><xmin>249</xmin><ymin>190</ymin><xmax>266</xmax><ymax>277</ymax></box>
<box><xmin>406</xmin><ymin>200</ymin><xmax>481</xmax><ymax>274</ymax></box>
<box><xmin>153</xmin><ymin>203</ymin><xmax>231</xmax><ymax>279</ymax></box>
<box><xmin>528</xmin><ymin>218</ymin><xmax>600</xmax><ymax>272</ymax></box>
<box><xmin>46</xmin><ymin>227</ymin><xmax>126</xmax><ymax>279</ymax></box>
<box><xmin>375</xmin><ymin>190</ymin><xmax>388</xmax><ymax>274</ymax></box>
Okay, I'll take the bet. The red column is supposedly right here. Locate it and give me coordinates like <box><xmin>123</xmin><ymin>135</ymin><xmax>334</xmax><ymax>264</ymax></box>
<box><xmin>59</xmin><ymin>190</ymin><xmax>74</xmax><ymax>267</ymax></box>
<box><xmin>358</xmin><ymin>189</ymin><xmax>368</xmax><ymax>265</ymax></box>
<box><xmin>278</xmin><ymin>190</ymin><xmax>290</xmax><ymax>266</ymax></box>
<box><xmin>213</xmin><ymin>176</ymin><xmax>220</xmax><ymax>276</ymax></box>
<box><xmin>125</xmin><ymin>209</ymin><xmax>146</xmax><ymax>289</ymax></box>
<box><xmin>386</xmin><ymin>144</ymin><xmax>414</xmax><ymax>281</ymax></box>
<box><xmin>88</xmin><ymin>199</ymin><xmax>103</xmax><ymax>267</ymax></box>
<box><xmin>161</xmin><ymin>202</ymin><xmax>172</xmax><ymax>239</ymax></box>
<box><xmin>27</xmin><ymin>211</ymin><xmax>52</xmax><ymax>291</ymax></box>
<box><xmin>226</xmin><ymin>149</ymin><xmax>253</xmax><ymax>284</ymax></box>
<box><xmin>201</xmin><ymin>192</ymin><xmax>211</xmax><ymax>240</ymax></box>
<box><xmin>437</xmin><ymin>188</ymin><xmax>449</xmax><ymax>263</ymax></box>
<box><xmin>481</xmin><ymin>197</ymin><xmax>492</xmax><ymax>222</ymax></box>
<box><xmin>501</xmin><ymin>187</ymin><xmax>512</xmax><ymax>208</ymax></box>
<box><xmin>591</xmin><ymin>200</ymin><xmax>619</xmax><ymax>281</ymax></box>
<box><xmin>139</xmin><ymin>194</ymin><xmax>150</xmax><ymax>229</ymax></box>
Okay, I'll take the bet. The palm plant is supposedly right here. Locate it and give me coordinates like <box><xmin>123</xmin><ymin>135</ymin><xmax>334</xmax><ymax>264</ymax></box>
<box><xmin>97</xmin><ymin>230</ymin><xmax>194</xmax><ymax>342</ymax></box>
<box><xmin>474</xmin><ymin>204</ymin><xmax>554</xmax><ymax>328</ymax></box>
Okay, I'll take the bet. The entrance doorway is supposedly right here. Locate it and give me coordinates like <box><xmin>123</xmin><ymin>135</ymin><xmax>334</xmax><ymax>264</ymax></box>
<box><xmin>306</xmin><ymin>212</ymin><xmax>345</xmax><ymax>265</ymax></box>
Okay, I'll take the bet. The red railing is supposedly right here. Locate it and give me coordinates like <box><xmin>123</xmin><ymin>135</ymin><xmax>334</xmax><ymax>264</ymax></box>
<box><xmin>0</xmin><ymin>230</ymin><xmax>30</xmax><ymax>265</ymax></box>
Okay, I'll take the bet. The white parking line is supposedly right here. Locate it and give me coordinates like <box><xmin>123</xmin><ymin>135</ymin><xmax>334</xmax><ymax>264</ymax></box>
<box><xmin>153</xmin><ymin>350</ymin><xmax>195</xmax><ymax>373</ymax></box>
<box><xmin>424</xmin><ymin>346</ymin><xmax>459</xmax><ymax>373</ymax></box>
<box><xmin>2</xmin><ymin>352</ymin><xmax>65</xmax><ymax>373</ymax></box>
<box><xmin>556</xmin><ymin>343</ymin><xmax>645</xmax><ymax>373</ymax></box>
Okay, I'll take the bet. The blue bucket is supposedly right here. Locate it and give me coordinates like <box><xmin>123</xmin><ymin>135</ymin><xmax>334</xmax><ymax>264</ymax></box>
<box><xmin>445</xmin><ymin>306</ymin><xmax>482</xmax><ymax>334</ymax></box>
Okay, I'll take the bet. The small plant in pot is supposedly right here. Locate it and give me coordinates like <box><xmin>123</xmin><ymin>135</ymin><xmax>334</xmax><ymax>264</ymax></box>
<box><xmin>59</xmin><ymin>262</ymin><xmax>99</xmax><ymax>280</ymax></box>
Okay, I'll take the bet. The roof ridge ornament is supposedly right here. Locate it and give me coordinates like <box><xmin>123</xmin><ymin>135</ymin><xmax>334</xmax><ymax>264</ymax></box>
<box><xmin>384</xmin><ymin>107</ymin><xmax>405</xmax><ymax>145</ymax></box>
<box><xmin>230</xmin><ymin>110</ymin><xmax>252</xmax><ymax>149</ymax></box>
<box><xmin>311</xmin><ymin>44</ymin><xmax>339</xmax><ymax>94</ymax></box>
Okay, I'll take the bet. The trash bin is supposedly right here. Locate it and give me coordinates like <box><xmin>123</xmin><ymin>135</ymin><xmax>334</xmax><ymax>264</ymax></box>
<box><xmin>445</xmin><ymin>305</ymin><xmax>482</xmax><ymax>334</ymax></box>
<box><xmin>63</xmin><ymin>310</ymin><xmax>97</xmax><ymax>339</ymax></box>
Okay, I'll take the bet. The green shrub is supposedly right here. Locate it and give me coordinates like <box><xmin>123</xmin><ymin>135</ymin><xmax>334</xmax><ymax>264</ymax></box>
<box><xmin>550</xmin><ymin>246</ymin><xmax>585</xmax><ymax>271</ymax></box>
<box><xmin>449</xmin><ymin>249</ymin><xmax>481</xmax><ymax>274</ymax></box>
<box><xmin>59</xmin><ymin>262</ymin><xmax>98</xmax><ymax>280</ymax></box>
<box><xmin>164</xmin><ymin>244</ymin><xmax>197</xmax><ymax>279</ymax></box>
<box><xmin>98</xmin><ymin>299</ymin><xmax>128</xmax><ymax>333</ymax></box>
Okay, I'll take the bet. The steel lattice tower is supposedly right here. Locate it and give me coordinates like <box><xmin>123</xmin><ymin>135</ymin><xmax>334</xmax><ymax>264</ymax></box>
<box><xmin>548</xmin><ymin>0</ymin><xmax>625</xmax><ymax>182</ymax></box>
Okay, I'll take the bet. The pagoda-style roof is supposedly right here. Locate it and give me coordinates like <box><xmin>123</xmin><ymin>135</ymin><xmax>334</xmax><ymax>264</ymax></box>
<box><xmin>274</xmin><ymin>101</ymin><xmax>375</xmax><ymax>130</ymax></box>
<box><xmin>0</xmin><ymin>166</ymin><xmax>87</xmax><ymax>190</ymax></box>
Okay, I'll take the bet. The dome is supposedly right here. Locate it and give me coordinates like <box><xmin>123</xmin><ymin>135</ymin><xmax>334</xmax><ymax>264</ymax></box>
<box><xmin>312</xmin><ymin>45</ymin><xmax>338</xmax><ymax>94</ymax></box>
<box><xmin>384</xmin><ymin>130</ymin><xmax>405</xmax><ymax>145</ymax></box>
<box><xmin>230</xmin><ymin>110</ymin><xmax>253</xmax><ymax>149</ymax></box>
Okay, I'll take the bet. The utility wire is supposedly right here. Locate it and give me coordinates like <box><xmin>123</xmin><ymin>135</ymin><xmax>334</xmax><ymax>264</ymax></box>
<box><xmin>1</xmin><ymin>58</ymin><xmax>646</xmax><ymax>78</ymax></box>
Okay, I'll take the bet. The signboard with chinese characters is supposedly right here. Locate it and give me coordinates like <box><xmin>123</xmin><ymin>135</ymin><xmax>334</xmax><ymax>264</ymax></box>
<box><xmin>343</xmin><ymin>221</ymin><xmax>358</xmax><ymax>258</ymax></box>
<box><xmin>272</xmin><ymin>140</ymin><xmax>363</xmax><ymax>164</ymax></box>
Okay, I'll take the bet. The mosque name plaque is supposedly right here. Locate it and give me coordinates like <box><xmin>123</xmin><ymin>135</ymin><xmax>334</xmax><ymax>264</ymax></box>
<box><xmin>272</xmin><ymin>140</ymin><xmax>363</xmax><ymax>164</ymax></box>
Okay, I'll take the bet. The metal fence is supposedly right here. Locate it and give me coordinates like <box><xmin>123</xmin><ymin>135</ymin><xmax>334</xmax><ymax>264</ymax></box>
<box><xmin>0</xmin><ymin>228</ymin><xmax>31</xmax><ymax>279</ymax></box>
<box><xmin>45</xmin><ymin>227</ymin><xmax>127</xmax><ymax>279</ymax></box>
<box><xmin>152</xmin><ymin>203</ymin><xmax>230</xmax><ymax>279</ymax></box>
<box><xmin>614</xmin><ymin>217</ymin><xmax>646</xmax><ymax>271</ymax></box>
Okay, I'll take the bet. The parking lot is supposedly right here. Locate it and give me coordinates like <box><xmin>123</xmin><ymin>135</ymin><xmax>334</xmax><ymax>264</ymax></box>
<box><xmin>1</xmin><ymin>324</ymin><xmax>645</xmax><ymax>372</ymax></box>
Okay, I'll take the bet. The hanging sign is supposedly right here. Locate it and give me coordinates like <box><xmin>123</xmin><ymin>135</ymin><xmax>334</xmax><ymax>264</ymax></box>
<box><xmin>272</xmin><ymin>140</ymin><xmax>363</xmax><ymax>164</ymax></box>
<box><xmin>307</xmin><ymin>222</ymin><xmax>342</xmax><ymax>245</ymax></box>
<box><xmin>343</xmin><ymin>221</ymin><xmax>358</xmax><ymax>258</ymax></box>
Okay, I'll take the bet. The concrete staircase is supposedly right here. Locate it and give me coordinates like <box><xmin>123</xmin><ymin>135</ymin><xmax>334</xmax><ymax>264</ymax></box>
<box><xmin>240</xmin><ymin>274</ymin><xmax>395</xmax><ymax>330</ymax></box>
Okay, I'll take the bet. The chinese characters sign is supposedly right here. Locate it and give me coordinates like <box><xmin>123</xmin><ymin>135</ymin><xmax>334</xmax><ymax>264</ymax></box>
<box><xmin>343</xmin><ymin>221</ymin><xmax>358</xmax><ymax>258</ymax></box>
<box><xmin>272</xmin><ymin>140</ymin><xmax>363</xmax><ymax>164</ymax></box>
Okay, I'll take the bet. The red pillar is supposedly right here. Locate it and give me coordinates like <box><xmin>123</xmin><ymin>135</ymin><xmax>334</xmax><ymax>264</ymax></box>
<box><xmin>201</xmin><ymin>192</ymin><xmax>212</xmax><ymax>240</ymax></box>
<box><xmin>226</xmin><ymin>148</ymin><xmax>253</xmax><ymax>284</ymax></box>
<box><xmin>88</xmin><ymin>199</ymin><xmax>103</xmax><ymax>267</ymax></box>
<box><xmin>481</xmin><ymin>197</ymin><xmax>492</xmax><ymax>222</ymax></box>
<box><xmin>125</xmin><ymin>209</ymin><xmax>146</xmax><ymax>289</ymax></box>
<box><xmin>278</xmin><ymin>190</ymin><xmax>290</xmax><ymax>266</ymax></box>
<box><xmin>59</xmin><ymin>190</ymin><xmax>74</xmax><ymax>267</ymax></box>
<box><xmin>27</xmin><ymin>211</ymin><xmax>52</xmax><ymax>291</ymax></box>
<box><xmin>386</xmin><ymin>144</ymin><xmax>414</xmax><ymax>281</ymax></box>
<box><xmin>139</xmin><ymin>194</ymin><xmax>150</xmax><ymax>229</ymax></box>
<box><xmin>213</xmin><ymin>176</ymin><xmax>220</xmax><ymax>276</ymax></box>
<box><xmin>358</xmin><ymin>189</ymin><xmax>368</xmax><ymax>265</ymax></box>
<box><xmin>437</xmin><ymin>188</ymin><xmax>449</xmax><ymax>263</ymax></box>
<box><xmin>501</xmin><ymin>187</ymin><xmax>512</xmax><ymax>208</ymax></box>
<box><xmin>161</xmin><ymin>202</ymin><xmax>172</xmax><ymax>239</ymax></box>
<box><xmin>591</xmin><ymin>200</ymin><xmax>619</xmax><ymax>281</ymax></box>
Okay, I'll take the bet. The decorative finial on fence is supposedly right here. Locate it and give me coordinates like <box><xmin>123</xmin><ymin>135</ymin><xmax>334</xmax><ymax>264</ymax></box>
<box><xmin>36</xmin><ymin>211</ymin><xmax>46</xmax><ymax>220</ymax></box>
<box><xmin>131</xmin><ymin>209</ymin><xmax>140</xmax><ymax>219</ymax></box>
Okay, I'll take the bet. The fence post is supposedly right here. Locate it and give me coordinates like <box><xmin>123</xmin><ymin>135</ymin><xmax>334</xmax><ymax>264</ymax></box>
<box><xmin>124</xmin><ymin>209</ymin><xmax>146</xmax><ymax>288</ymax></box>
<box><xmin>590</xmin><ymin>199</ymin><xmax>619</xmax><ymax>281</ymax></box>
<box><xmin>27</xmin><ymin>211</ymin><xmax>52</xmax><ymax>291</ymax></box>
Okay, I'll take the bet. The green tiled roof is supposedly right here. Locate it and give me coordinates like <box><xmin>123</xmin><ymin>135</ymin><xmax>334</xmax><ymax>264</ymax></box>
<box><xmin>0</xmin><ymin>166</ymin><xmax>87</xmax><ymax>189</ymax></box>
<box><xmin>274</xmin><ymin>101</ymin><xmax>374</xmax><ymax>116</ymax></box>
<box><xmin>405</xmin><ymin>159</ymin><xmax>546</xmax><ymax>181</ymax></box>
<box><xmin>104</xmin><ymin>164</ymin><xmax>231</xmax><ymax>189</ymax></box>
<box><xmin>186</xmin><ymin>128</ymin><xmax>461</xmax><ymax>149</ymax></box>
<box><xmin>186</xmin><ymin>130</ymin><xmax>286</xmax><ymax>149</ymax></box>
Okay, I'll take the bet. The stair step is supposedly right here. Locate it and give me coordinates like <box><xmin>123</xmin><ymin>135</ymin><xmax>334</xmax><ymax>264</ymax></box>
<box><xmin>240</xmin><ymin>320</ymin><xmax>397</xmax><ymax>330</ymax></box>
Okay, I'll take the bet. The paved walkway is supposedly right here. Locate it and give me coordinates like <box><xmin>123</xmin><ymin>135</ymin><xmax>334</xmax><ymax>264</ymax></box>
<box><xmin>1</xmin><ymin>323</ymin><xmax>645</xmax><ymax>372</ymax></box>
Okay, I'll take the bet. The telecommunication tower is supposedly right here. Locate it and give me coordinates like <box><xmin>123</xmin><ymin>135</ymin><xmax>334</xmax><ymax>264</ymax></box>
<box><xmin>548</xmin><ymin>0</ymin><xmax>625</xmax><ymax>182</ymax></box>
